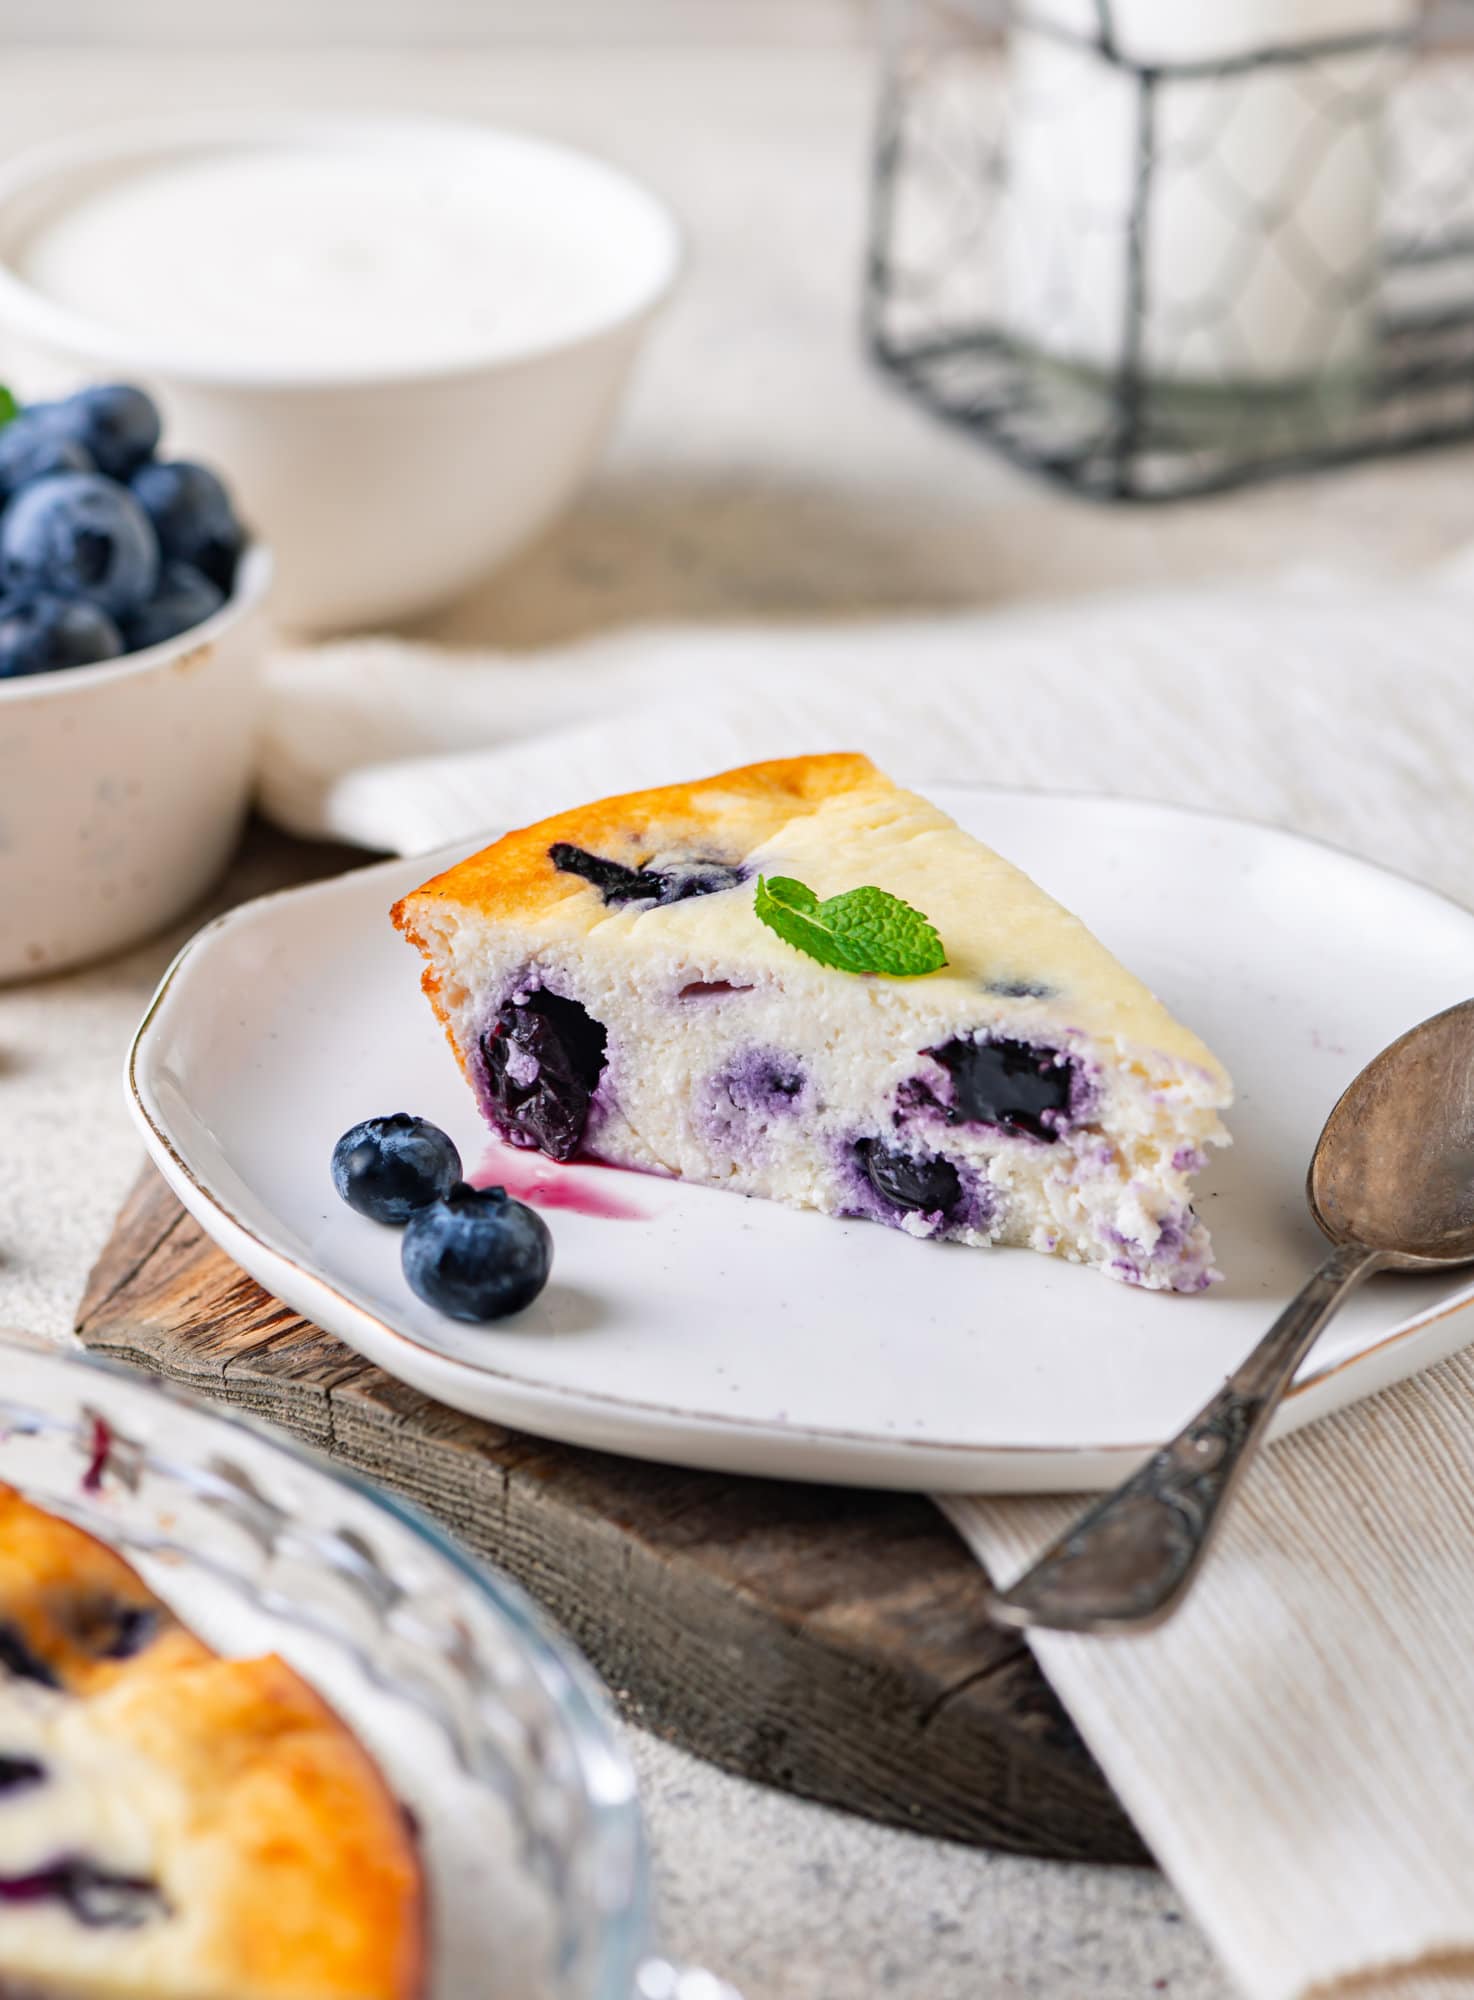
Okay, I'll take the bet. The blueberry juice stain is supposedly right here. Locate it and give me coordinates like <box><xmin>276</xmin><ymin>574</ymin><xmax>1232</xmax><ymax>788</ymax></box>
<box><xmin>470</xmin><ymin>1142</ymin><xmax>646</xmax><ymax>1221</ymax></box>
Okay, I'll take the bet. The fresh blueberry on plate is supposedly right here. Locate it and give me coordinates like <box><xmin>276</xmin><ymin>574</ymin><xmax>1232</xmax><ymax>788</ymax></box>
<box><xmin>123</xmin><ymin>561</ymin><xmax>225</xmax><ymax>652</ymax></box>
<box><xmin>0</xmin><ymin>410</ymin><xmax>94</xmax><ymax>499</ymax></box>
<box><xmin>49</xmin><ymin>383</ymin><xmax>161</xmax><ymax>480</ymax></box>
<box><xmin>0</xmin><ymin>593</ymin><xmax>123</xmax><ymax>678</ymax></box>
<box><xmin>0</xmin><ymin>472</ymin><xmax>159</xmax><ymax>617</ymax></box>
<box><xmin>331</xmin><ymin>1113</ymin><xmax>462</xmax><ymax>1225</ymax></box>
<box><xmin>130</xmin><ymin>460</ymin><xmax>243</xmax><ymax>593</ymax></box>
<box><xmin>402</xmin><ymin>1183</ymin><xmax>553</xmax><ymax>1322</ymax></box>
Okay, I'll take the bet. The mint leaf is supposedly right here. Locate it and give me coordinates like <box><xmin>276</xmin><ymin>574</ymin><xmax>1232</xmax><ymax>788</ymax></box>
<box><xmin>0</xmin><ymin>386</ymin><xmax>18</xmax><ymax>430</ymax></box>
<box><xmin>755</xmin><ymin>875</ymin><xmax>862</xmax><ymax>972</ymax></box>
<box><xmin>819</xmin><ymin>883</ymin><xmax>947</xmax><ymax>976</ymax></box>
<box><xmin>761</xmin><ymin>875</ymin><xmax>821</xmax><ymax>918</ymax></box>
<box><xmin>755</xmin><ymin>874</ymin><xmax>946</xmax><ymax>977</ymax></box>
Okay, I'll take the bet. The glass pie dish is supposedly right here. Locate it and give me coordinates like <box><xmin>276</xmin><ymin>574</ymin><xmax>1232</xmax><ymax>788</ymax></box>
<box><xmin>0</xmin><ymin>1339</ymin><xmax>689</xmax><ymax>2000</ymax></box>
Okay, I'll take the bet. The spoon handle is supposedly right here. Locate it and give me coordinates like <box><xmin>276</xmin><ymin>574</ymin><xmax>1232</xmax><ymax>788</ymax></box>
<box><xmin>985</xmin><ymin>1240</ymin><xmax>1379</xmax><ymax>1635</ymax></box>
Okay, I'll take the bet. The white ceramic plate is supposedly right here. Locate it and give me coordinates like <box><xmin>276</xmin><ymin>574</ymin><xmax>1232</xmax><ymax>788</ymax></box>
<box><xmin>129</xmin><ymin>790</ymin><xmax>1474</xmax><ymax>1494</ymax></box>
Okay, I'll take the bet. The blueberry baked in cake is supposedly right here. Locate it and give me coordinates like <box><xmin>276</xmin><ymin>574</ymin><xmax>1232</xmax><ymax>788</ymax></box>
<box><xmin>0</xmin><ymin>1484</ymin><xmax>423</xmax><ymax>1999</ymax></box>
<box><xmin>394</xmin><ymin>753</ymin><xmax>1232</xmax><ymax>1291</ymax></box>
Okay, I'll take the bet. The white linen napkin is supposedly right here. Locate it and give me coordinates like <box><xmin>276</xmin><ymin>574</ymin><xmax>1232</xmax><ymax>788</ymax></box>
<box><xmin>260</xmin><ymin>570</ymin><xmax>1474</xmax><ymax>903</ymax></box>
<box><xmin>260</xmin><ymin>568</ymin><xmax>1474</xmax><ymax>2000</ymax></box>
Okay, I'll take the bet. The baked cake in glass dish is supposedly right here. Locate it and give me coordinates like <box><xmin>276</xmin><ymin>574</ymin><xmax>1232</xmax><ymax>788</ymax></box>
<box><xmin>0</xmin><ymin>1483</ymin><xmax>423</xmax><ymax>1999</ymax></box>
<box><xmin>393</xmin><ymin>753</ymin><xmax>1232</xmax><ymax>1292</ymax></box>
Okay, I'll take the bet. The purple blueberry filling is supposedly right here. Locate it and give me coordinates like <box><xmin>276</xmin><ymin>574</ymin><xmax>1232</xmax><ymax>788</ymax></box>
<box><xmin>0</xmin><ymin>1756</ymin><xmax>43</xmax><ymax>1796</ymax></box>
<box><xmin>857</xmin><ymin>1139</ymin><xmax>962</xmax><ymax>1219</ymax></box>
<box><xmin>82</xmin><ymin>1416</ymin><xmax>113</xmax><ymax>1495</ymax></box>
<box><xmin>702</xmin><ymin>1048</ymin><xmax>808</xmax><ymax>1152</ymax></box>
<box><xmin>548</xmin><ymin>844</ymin><xmax>663</xmax><ymax>903</ymax></box>
<box><xmin>894</xmin><ymin>1076</ymin><xmax>938</xmax><ymax>1117</ymax></box>
<box><xmin>0</xmin><ymin>1599</ymin><xmax>162</xmax><ymax>1694</ymax></box>
<box><xmin>97</xmin><ymin>1605</ymin><xmax>157</xmax><ymax>1660</ymax></box>
<box><xmin>925</xmin><ymin>1036</ymin><xmax>1078</xmax><ymax>1143</ymax></box>
<box><xmin>0</xmin><ymin>1859</ymin><xmax>167</xmax><ymax>1929</ymax></box>
<box><xmin>838</xmin><ymin>1134</ymin><xmax>993</xmax><ymax>1235</ymax></box>
<box><xmin>550</xmin><ymin>843</ymin><xmax>746</xmax><ymax>908</ymax></box>
<box><xmin>657</xmin><ymin>861</ymin><xmax>750</xmax><ymax>904</ymax></box>
<box><xmin>984</xmin><ymin>978</ymin><xmax>1055</xmax><ymax>1000</ymax></box>
<box><xmin>0</xmin><ymin>1623</ymin><xmax>57</xmax><ymax>1689</ymax></box>
<box><xmin>1100</xmin><ymin>1209</ymin><xmax>1214</xmax><ymax>1291</ymax></box>
<box><xmin>725</xmin><ymin>1051</ymin><xmax>806</xmax><ymax>1111</ymax></box>
<box><xmin>481</xmin><ymin>988</ymin><xmax>608</xmax><ymax>1162</ymax></box>
<box><xmin>62</xmin><ymin>1599</ymin><xmax>158</xmax><ymax>1663</ymax></box>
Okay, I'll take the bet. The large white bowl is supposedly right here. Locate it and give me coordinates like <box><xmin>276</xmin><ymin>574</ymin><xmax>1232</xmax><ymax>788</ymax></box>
<box><xmin>0</xmin><ymin>116</ymin><xmax>681</xmax><ymax>630</ymax></box>
<box><xmin>0</xmin><ymin>545</ymin><xmax>272</xmax><ymax>983</ymax></box>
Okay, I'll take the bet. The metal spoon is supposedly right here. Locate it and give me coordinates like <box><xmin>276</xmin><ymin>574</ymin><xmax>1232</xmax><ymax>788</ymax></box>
<box><xmin>985</xmin><ymin>998</ymin><xmax>1474</xmax><ymax>1636</ymax></box>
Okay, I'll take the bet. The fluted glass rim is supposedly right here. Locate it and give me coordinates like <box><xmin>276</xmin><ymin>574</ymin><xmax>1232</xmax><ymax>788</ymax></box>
<box><xmin>0</xmin><ymin>1336</ymin><xmax>651</xmax><ymax>2000</ymax></box>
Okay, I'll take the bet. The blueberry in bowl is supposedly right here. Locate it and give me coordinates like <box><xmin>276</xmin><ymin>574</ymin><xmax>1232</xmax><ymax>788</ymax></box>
<box><xmin>0</xmin><ymin>410</ymin><xmax>94</xmax><ymax>498</ymax></box>
<box><xmin>123</xmin><ymin>560</ymin><xmax>225</xmax><ymax>652</ymax></box>
<box><xmin>131</xmin><ymin>459</ymin><xmax>243</xmax><ymax>593</ymax></box>
<box><xmin>402</xmin><ymin>1184</ymin><xmax>553</xmax><ymax>1322</ymax></box>
<box><xmin>0</xmin><ymin>382</ymin><xmax>249</xmax><ymax>680</ymax></box>
<box><xmin>1</xmin><ymin>470</ymin><xmax>159</xmax><ymax>618</ymax></box>
<box><xmin>0</xmin><ymin>592</ymin><xmax>122</xmax><ymax>678</ymax></box>
<box><xmin>40</xmin><ymin>382</ymin><xmax>162</xmax><ymax>479</ymax></box>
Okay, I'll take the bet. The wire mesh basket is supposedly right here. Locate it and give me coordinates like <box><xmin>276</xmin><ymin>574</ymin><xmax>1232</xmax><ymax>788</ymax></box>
<box><xmin>866</xmin><ymin>1</ymin><xmax>1474</xmax><ymax>500</ymax></box>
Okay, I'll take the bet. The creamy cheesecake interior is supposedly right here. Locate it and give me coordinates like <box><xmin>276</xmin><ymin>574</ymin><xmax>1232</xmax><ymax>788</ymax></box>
<box><xmin>395</xmin><ymin>755</ymin><xmax>1232</xmax><ymax>1292</ymax></box>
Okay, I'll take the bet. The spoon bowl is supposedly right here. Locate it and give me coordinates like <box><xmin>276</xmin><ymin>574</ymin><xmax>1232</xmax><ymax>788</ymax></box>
<box><xmin>1310</xmin><ymin>999</ymin><xmax>1474</xmax><ymax>1268</ymax></box>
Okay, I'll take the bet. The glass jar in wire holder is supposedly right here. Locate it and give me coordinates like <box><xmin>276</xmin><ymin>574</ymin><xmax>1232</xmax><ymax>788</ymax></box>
<box><xmin>866</xmin><ymin>0</ymin><xmax>1474</xmax><ymax>500</ymax></box>
<box><xmin>0</xmin><ymin>1342</ymin><xmax>736</xmax><ymax>2000</ymax></box>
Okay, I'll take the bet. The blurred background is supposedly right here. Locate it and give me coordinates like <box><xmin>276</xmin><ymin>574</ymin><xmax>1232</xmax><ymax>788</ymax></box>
<box><xmin>0</xmin><ymin>2</ymin><xmax>869</xmax><ymax>37</ymax></box>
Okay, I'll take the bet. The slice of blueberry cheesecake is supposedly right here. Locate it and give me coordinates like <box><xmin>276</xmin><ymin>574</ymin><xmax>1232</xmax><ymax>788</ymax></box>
<box><xmin>0</xmin><ymin>1484</ymin><xmax>423</xmax><ymax>1999</ymax></box>
<box><xmin>393</xmin><ymin>753</ymin><xmax>1232</xmax><ymax>1291</ymax></box>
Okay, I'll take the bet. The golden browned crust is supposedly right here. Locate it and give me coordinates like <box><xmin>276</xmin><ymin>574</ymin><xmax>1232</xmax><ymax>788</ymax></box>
<box><xmin>394</xmin><ymin>751</ymin><xmax>876</xmax><ymax>936</ymax></box>
<box><xmin>0</xmin><ymin>1485</ymin><xmax>424</xmax><ymax>2000</ymax></box>
<box><xmin>107</xmin><ymin>1653</ymin><xmax>424</xmax><ymax>2000</ymax></box>
<box><xmin>0</xmin><ymin>1483</ymin><xmax>210</xmax><ymax>1696</ymax></box>
<box><xmin>390</xmin><ymin>752</ymin><xmax>879</xmax><ymax>1060</ymax></box>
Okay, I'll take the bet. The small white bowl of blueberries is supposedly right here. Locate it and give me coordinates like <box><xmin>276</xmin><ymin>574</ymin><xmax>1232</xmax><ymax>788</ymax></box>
<box><xmin>0</xmin><ymin>378</ymin><xmax>268</xmax><ymax>983</ymax></box>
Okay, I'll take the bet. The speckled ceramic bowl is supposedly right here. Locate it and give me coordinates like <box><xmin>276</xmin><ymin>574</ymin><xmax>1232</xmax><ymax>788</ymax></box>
<box><xmin>0</xmin><ymin>543</ymin><xmax>271</xmax><ymax>983</ymax></box>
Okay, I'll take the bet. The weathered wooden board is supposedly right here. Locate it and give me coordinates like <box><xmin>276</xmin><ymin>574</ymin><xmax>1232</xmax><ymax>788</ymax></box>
<box><xmin>77</xmin><ymin>1166</ymin><xmax>1143</xmax><ymax>1863</ymax></box>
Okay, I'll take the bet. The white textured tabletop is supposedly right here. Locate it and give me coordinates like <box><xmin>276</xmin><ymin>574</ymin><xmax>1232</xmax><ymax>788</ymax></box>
<box><xmin>4</xmin><ymin>32</ymin><xmax>1474</xmax><ymax>2000</ymax></box>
